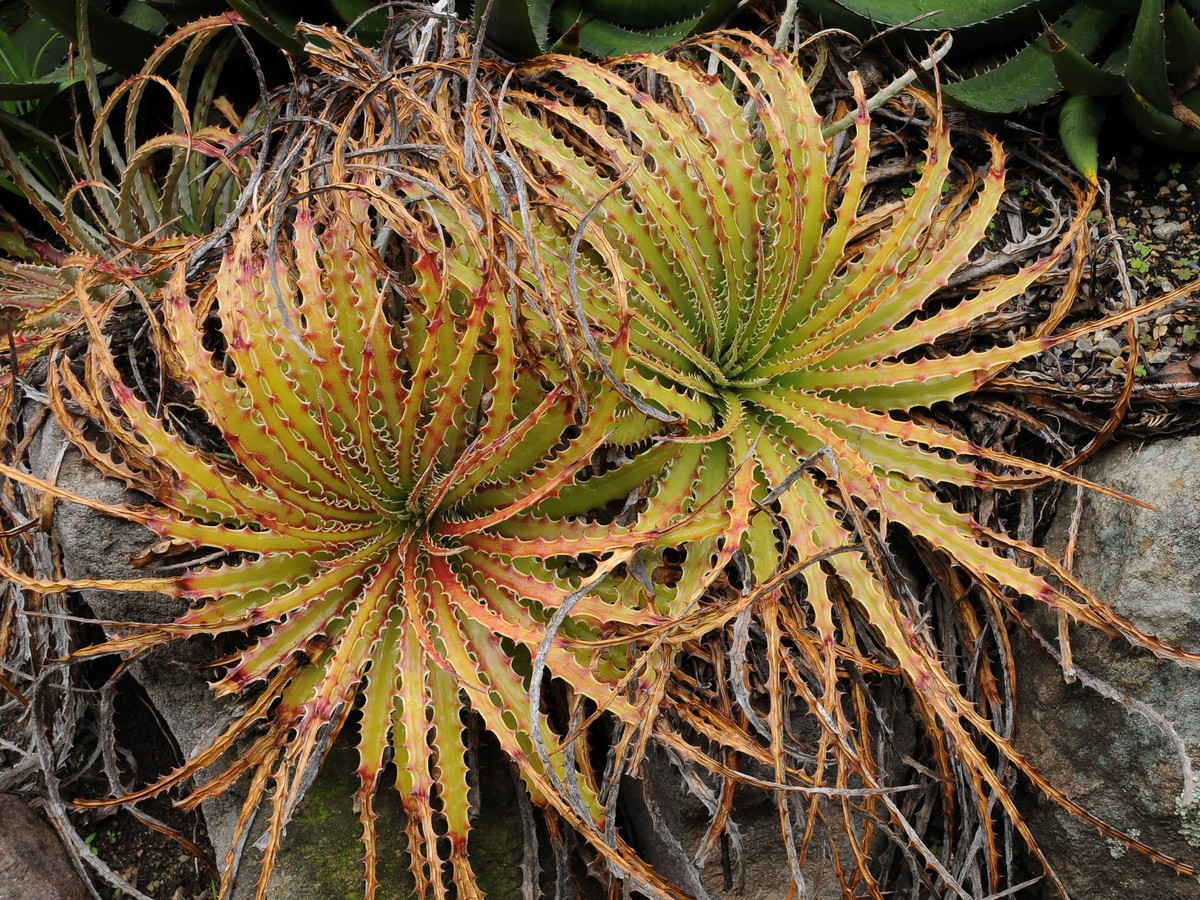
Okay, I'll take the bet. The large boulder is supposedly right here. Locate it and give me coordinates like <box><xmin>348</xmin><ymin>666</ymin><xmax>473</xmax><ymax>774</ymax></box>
<box><xmin>1014</xmin><ymin>436</ymin><xmax>1200</xmax><ymax>898</ymax></box>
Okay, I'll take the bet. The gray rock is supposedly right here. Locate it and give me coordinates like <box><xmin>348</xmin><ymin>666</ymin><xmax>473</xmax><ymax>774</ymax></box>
<box><xmin>0</xmin><ymin>795</ymin><xmax>91</xmax><ymax>900</ymax></box>
<box><xmin>27</xmin><ymin>418</ymin><xmax>244</xmax><ymax>867</ymax></box>
<box><xmin>1153</xmin><ymin>221</ymin><xmax>1187</xmax><ymax>242</ymax></box>
<box><xmin>1014</xmin><ymin>436</ymin><xmax>1200</xmax><ymax>899</ymax></box>
<box><xmin>28</xmin><ymin>421</ymin><xmax>223</xmax><ymax>761</ymax></box>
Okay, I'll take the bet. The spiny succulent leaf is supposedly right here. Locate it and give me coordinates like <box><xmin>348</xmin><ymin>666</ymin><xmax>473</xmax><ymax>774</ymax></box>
<box><xmin>587</xmin><ymin>0</ymin><xmax>711</xmax><ymax>28</ymax></box>
<box><xmin>1048</xmin><ymin>24</ymin><xmax>1126</xmax><ymax>96</ymax></box>
<box><xmin>1127</xmin><ymin>0</ymin><xmax>1171</xmax><ymax>109</ymax></box>
<box><xmin>25</xmin><ymin>0</ymin><xmax>160</xmax><ymax>71</ymax></box>
<box><xmin>1059</xmin><ymin>93</ymin><xmax>1106</xmax><ymax>185</ymax></box>
<box><xmin>943</xmin><ymin>4</ymin><xmax>1120</xmax><ymax>113</ymax></box>
<box><xmin>812</xmin><ymin>0</ymin><xmax>1050</xmax><ymax>31</ymax></box>
<box><xmin>1165</xmin><ymin>1</ymin><xmax>1200</xmax><ymax>68</ymax></box>
<box><xmin>473</xmin><ymin>0</ymin><xmax>736</xmax><ymax>57</ymax></box>
<box><xmin>1122</xmin><ymin>84</ymin><xmax>1200</xmax><ymax>149</ymax></box>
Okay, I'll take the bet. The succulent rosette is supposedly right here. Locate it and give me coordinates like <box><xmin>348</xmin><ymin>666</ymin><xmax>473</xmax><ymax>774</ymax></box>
<box><xmin>4</xmin><ymin>134</ymin><xmax>680</xmax><ymax>897</ymax></box>
<box><xmin>500</xmin><ymin>31</ymin><xmax>1200</xmax><ymax>891</ymax></box>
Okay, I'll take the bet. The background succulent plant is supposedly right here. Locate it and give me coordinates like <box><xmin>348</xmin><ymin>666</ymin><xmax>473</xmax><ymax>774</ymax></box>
<box><xmin>0</xmin><ymin>14</ymin><xmax>257</xmax><ymax>372</ymax></box>
<box><xmin>501</xmin><ymin>30</ymin><xmax>1200</xmax><ymax>894</ymax></box>
<box><xmin>800</xmin><ymin>0</ymin><xmax>1200</xmax><ymax>181</ymax></box>
<box><xmin>0</xmin><ymin>0</ymin><xmax>389</xmax><ymax>276</ymax></box>
<box><xmin>0</xmin><ymin>0</ymin><xmax>358</xmax><ymax>82</ymax></box>
<box><xmin>1047</xmin><ymin>0</ymin><xmax>1200</xmax><ymax>178</ymax></box>
<box><xmin>464</xmin><ymin>0</ymin><xmax>740</xmax><ymax>57</ymax></box>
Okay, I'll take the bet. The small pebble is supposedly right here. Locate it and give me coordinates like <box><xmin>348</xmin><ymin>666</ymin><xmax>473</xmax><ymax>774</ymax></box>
<box><xmin>1095</xmin><ymin>337</ymin><xmax>1123</xmax><ymax>356</ymax></box>
<box><xmin>1150</xmin><ymin>205</ymin><xmax>1169</xmax><ymax>217</ymax></box>
<box><xmin>1152</xmin><ymin>221</ymin><xmax>1186</xmax><ymax>241</ymax></box>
